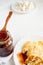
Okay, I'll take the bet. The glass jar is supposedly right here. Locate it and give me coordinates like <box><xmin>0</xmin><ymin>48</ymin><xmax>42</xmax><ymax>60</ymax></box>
<box><xmin>0</xmin><ymin>30</ymin><xmax>14</xmax><ymax>64</ymax></box>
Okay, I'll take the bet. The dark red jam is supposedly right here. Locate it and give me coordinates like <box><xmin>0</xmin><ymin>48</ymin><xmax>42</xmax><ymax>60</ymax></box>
<box><xmin>0</xmin><ymin>31</ymin><xmax>13</xmax><ymax>57</ymax></box>
<box><xmin>0</xmin><ymin>31</ymin><xmax>9</xmax><ymax>41</ymax></box>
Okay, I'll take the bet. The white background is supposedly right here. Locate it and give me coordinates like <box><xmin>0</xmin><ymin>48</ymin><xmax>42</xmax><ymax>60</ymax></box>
<box><xmin>0</xmin><ymin>0</ymin><xmax>43</xmax><ymax>64</ymax></box>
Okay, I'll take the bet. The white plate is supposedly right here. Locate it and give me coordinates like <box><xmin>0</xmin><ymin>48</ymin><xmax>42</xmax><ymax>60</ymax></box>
<box><xmin>11</xmin><ymin>0</ymin><xmax>36</xmax><ymax>14</ymax></box>
<box><xmin>13</xmin><ymin>36</ymin><xmax>43</xmax><ymax>65</ymax></box>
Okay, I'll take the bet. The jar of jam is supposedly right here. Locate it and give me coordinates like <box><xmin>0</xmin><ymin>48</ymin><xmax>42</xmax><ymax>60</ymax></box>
<box><xmin>0</xmin><ymin>30</ymin><xmax>14</xmax><ymax>63</ymax></box>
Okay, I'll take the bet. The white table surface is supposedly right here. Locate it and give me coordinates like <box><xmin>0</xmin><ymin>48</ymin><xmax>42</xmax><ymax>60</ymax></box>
<box><xmin>0</xmin><ymin>0</ymin><xmax>43</xmax><ymax>65</ymax></box>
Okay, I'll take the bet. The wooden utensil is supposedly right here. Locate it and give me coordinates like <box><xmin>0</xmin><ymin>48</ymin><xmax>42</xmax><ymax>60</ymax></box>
<box><xmin>2</xmin><ymin>11</ymin><xmax>13</xmax><ymax>31</ymax></box>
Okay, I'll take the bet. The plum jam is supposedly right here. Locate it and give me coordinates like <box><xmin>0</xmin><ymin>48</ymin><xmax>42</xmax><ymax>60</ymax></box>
<box><xmin>0</xmin><ymin>31</ymin><xmax>14</xmax><ymax>57</ymax></box>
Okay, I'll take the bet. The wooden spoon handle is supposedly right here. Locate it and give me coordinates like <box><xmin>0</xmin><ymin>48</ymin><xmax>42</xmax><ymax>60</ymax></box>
<box><xmin>2</xmin><ymin>11</ymin><xmax>13</xmax><ymax>31</ymax></box>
